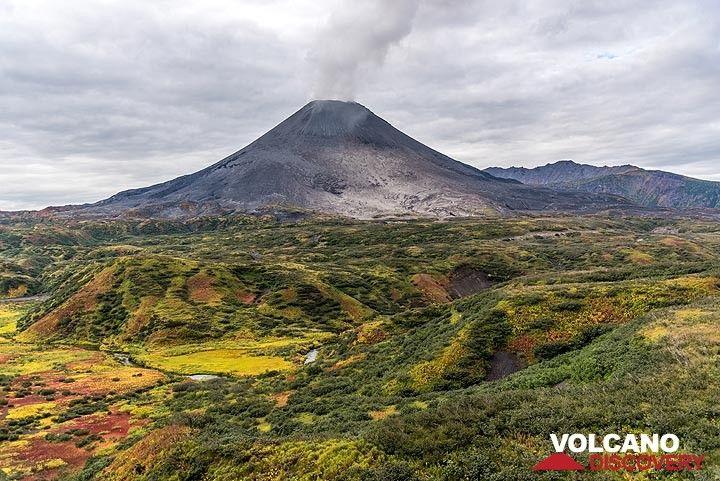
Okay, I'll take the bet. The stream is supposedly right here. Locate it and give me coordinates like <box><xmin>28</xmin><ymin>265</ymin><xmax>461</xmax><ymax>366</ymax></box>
<box><xmin>112</xmin><ymin>352</ymin><xmax>137</xmax><ymax>367</ymax></box>
<box><xmin>112</xmin><ymin>352</ymin><xmax>225</xmax><ymax>381</ymax></box>
<box><xmin>0</xmin><ymin>295</ymin><xmax>50</xmax><ymax>304</ymax></box>
<box><xmin>304</xmin><ymin>349</ymin><xmax>318</xmax><ymax>365</ymax></box>
<box><xmin>187</xmin><ymin>374</ymin><xmax>224</xmax><ymax>381</ymax></box>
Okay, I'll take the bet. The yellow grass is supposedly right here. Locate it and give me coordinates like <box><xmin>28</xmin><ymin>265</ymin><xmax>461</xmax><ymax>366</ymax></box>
<box><xmin>331</xmin><ymin>287</ymin><xmax>373</xmax><ymax>321</ymax></box>
<box><xmin>0</xmin><ymin>305</ymin><xmax>21</xmax><ymax>336</ymax></box>
<box><xmin>332</xmin><ymin>353</ymin><xmax>367</xmax><ymax>369</ymax></box>
<box><xmin>139</xmin><ymin>348</ymin><xmax>292</xmax><ymax>376</ymax></box>
<box><xmin>627</xmin><ymin>250</ymin><xmax>654</xmax><ymax>265</ymax></box>
<box><xmin>6</xmin><ymin>401</ymin><xmax>57</xmax><ymax>420</ymax></box>
<box><xmin>369</xmin><ymin>405</ymin><xmax>398</xmax><ymax>420</ymax></box>
<box><xmin>42</xmin><ymin>459</ymin><xmax>67</xmax><ymax>469</ymax></box>
<box><xmin>640</xmin><ymin>304</ymin><xmax>720</xmax><ymax>366</ymax></box>
<box><xmin>7</xmin><ymin>285</ymin><xmax>28</xmax><ymax>298</ymax></box>
<box><xmin>0</xmin><ymin>345</ymin><xmax>97</xmax><ymax>376</ymax></box>
<box><xmin>354</xmin><ymin>320</ymin><xmax>386</xmax><ymax>345</ymax></box>
<box><xmin>140</xmin><ymin>334</ymin><xmax>328</xmax><ymax>358</ymax></box>
<box><xmin>68</xmin><ymin>366</ymin><xmax>165</xmax><ymax>396</ymax></box>
<box><xmin>295</xmin><ymin>412</ymin><xmax>317</xmax><ymax>425</ymax></box>
<box><xmin>102</xmin><ymin>425</ymin><xmax>191</xmax><ymax>481</ymax></box>
<box><xmin>641</xmin><ymin>325</ymin><xmax>668</xmax><ymax>341</ymax></box>
<box><xmin>0</xmin><ymin>439</ymin><xmax>31</xmax><ymax>470</ymax></box>
<box><xmin>0</xmin><ymin>345</ymin><xmax>165</xmax><ymax>399</ymax></box>
<box><xmin>667</xmin><ymin>276</ymin><xmax>719</xmax><ymax>290</ymax></box>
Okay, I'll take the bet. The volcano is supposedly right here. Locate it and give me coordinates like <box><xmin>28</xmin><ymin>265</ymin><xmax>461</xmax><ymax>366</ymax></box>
<box><xmin>72</xmin><ymin>100</ymin><xmax>633</xmax><ymax>219</ymax></box>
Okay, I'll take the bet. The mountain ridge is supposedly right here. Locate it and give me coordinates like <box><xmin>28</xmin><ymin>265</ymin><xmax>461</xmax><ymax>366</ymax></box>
<box><xmin>485</xmin><ymin>160</ymin><xmax>720</xmax><ymax>209</ymax></box>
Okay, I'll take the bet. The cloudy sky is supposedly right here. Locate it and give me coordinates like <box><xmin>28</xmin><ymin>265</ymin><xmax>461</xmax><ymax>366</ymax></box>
<box><xmin>1</xmin><ymin>0</ymin><xmax>719</xmax><ymax>210</ymax></box>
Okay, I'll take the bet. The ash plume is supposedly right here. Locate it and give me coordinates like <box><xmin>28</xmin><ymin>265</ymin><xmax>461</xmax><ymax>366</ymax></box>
<box><xmin>310</xmin><ymin>0</ymin><xmax>420</xmax><ymax>100</ymax></box>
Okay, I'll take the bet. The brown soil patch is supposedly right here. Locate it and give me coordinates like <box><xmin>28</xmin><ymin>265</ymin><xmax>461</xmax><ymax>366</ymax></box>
<box><xmin>368</xmin><ymin>405</ymin><xmax>398</xmax><ymax>421</ymax></box>
<box><xmin>449</xmin><ymin>266</ymin><xmax>493</xmax><ymax>298</ymax></box>
<box><xmin>7</xmin><ymin>284</ymin><xmax>28</xmax><ymax>298</ymax></box>
<box><xmin>509</xmin><ymin>334</ymin><xmax>537</xmax><ymax>360</ymax></box>
<box><xmin>659</xmin><ymin>236</ymin><xmax>687</xmax><ymax>248</ymax></box>
<box><xmin>0</xmin><ymin>353</ymin><xmax>15</xmax><ymax>364</ymax></box>
<box><xmin>355</xmin><ymin>322</ymin><xmax>387</xmax><ymax>345</ymax></box>
<box><xmin>411</xmin><ymin>274</ymin><xmax>452</xmax><ymax>303</ymax></box>
<box><xmin>186</xmin><ymin>273</ymin><xmax>221</xmax><ymax>303</ymax></box>
<box><xmin>271</xmin><ymin>391</ymin><xmax>290</xmax><ymax>407</ymax></box>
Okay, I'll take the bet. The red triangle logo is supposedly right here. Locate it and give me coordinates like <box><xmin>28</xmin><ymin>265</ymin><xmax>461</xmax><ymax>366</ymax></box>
<box><xmin>532</xmin><ymin>452</ymin><xmax>585</xmax><ymax>471</ymax></box>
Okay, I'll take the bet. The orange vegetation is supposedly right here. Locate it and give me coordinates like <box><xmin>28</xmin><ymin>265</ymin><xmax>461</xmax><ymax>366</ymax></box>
<box><xmin>331</xmin><ymin>353</ymin><xmax>367</xmax><ymax>370</ymax></box>
<box><xmin>509</xmin><ymin>334</ymin><xmax>537</xmax><ymax>360</ymax></box>
<box><xmin>355</xmin><ymin>322</ymin><xmax>387</xmax><ymax>345</ymax></box>
<box><xmin>47</xmin><ymin>367</ymin><xmax>164</xmax><ymax>397</ymax></box>
<box><xmin>101</xmin><ymin>425</ymin><xmax>191</xmax><ymax>480</ymax></box>
<box><xmin>24</xmin><ymin>267</ymin><xmax>116</xmax><ymax>338</ymax></box>
<box><xmin>236</xmin><ymin>289</ymin><xmax>257</xmax><ymax>304</ymax></box>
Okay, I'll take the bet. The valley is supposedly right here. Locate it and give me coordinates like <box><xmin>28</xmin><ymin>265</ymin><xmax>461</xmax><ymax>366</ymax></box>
<box><xmin>1</xmin><ymin>215</ymin><xmax>720</xmax><ymax>479</ymax></box>
<box><xmin>4</xmin><ymin>0</ymin><xmax>719</xmax><ymax>478</ymax></box>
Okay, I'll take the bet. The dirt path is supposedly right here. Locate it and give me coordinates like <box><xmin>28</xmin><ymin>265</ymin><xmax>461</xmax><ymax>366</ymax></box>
<box><xmin>0</xmin><ymin>294</ymin><xmax>49</xmax><ymax>303</ymax></box>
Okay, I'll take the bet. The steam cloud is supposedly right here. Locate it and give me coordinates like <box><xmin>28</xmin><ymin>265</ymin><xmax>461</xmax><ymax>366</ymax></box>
<box><xmin>310</xmin><ymin>0</ymin><xmax>420</xmax><ymax>100</ymax></box>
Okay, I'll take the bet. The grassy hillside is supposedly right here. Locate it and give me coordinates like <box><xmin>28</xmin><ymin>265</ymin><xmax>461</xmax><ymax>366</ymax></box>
<box><xmin>18</xmin><ymin>256</ymin><xmax>373</xmax><ymax>345</ymax></box>
<box><xmin>1</xmin><ymin>215</ymin><xmax>720</xmax><ymax>480</ymax></box>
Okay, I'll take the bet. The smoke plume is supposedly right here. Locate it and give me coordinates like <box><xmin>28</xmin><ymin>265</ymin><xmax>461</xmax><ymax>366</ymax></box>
<box><xmin>310</xmin><ymin>0</ymin><xmax>420</xmax><ymax>100</ymax></box>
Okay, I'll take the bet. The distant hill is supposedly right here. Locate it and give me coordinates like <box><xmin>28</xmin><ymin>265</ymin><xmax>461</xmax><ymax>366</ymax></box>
<box><xmin>485</xmin><ymin>160</ymin><xmax>720</xmax><ymax>209</ymax></box>
<box><xmin>61</xmin><ymin>101</ymin><xmax>631</xmax><ymax>219</ymax></box>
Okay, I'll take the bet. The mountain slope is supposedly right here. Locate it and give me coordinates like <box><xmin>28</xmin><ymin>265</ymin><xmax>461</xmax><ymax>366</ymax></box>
<box><xmin>18</xmin><ymin>256</ymin><xmax>378</xmax><ymax>346</ymax></box>
<box><xmin>485</xmin><ymin>160</ymin><xmax>720</xmax><ymax>209</ymax></box>
<box><xmin>70</xmin><ymin>101</ymin><xmax>632</xmax><ymax>219</ymax></box>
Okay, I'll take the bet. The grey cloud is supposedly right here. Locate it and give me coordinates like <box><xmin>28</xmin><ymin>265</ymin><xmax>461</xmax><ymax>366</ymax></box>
<box><xmin>368</xmin><ymin>0</ymin><xmax>719</xmax><ymax>173</ymax></box>
<box><xmin>1</xmin><ymin>0</ymin><xmax>719</xmax><ymax>210</ymax></box>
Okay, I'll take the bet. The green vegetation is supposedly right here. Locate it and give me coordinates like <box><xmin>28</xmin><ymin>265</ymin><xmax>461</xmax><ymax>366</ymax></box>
<box><xmin>1</xmin><ymin>215</ymin><xmax>720</xmax><ymax>479</ymax></box>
